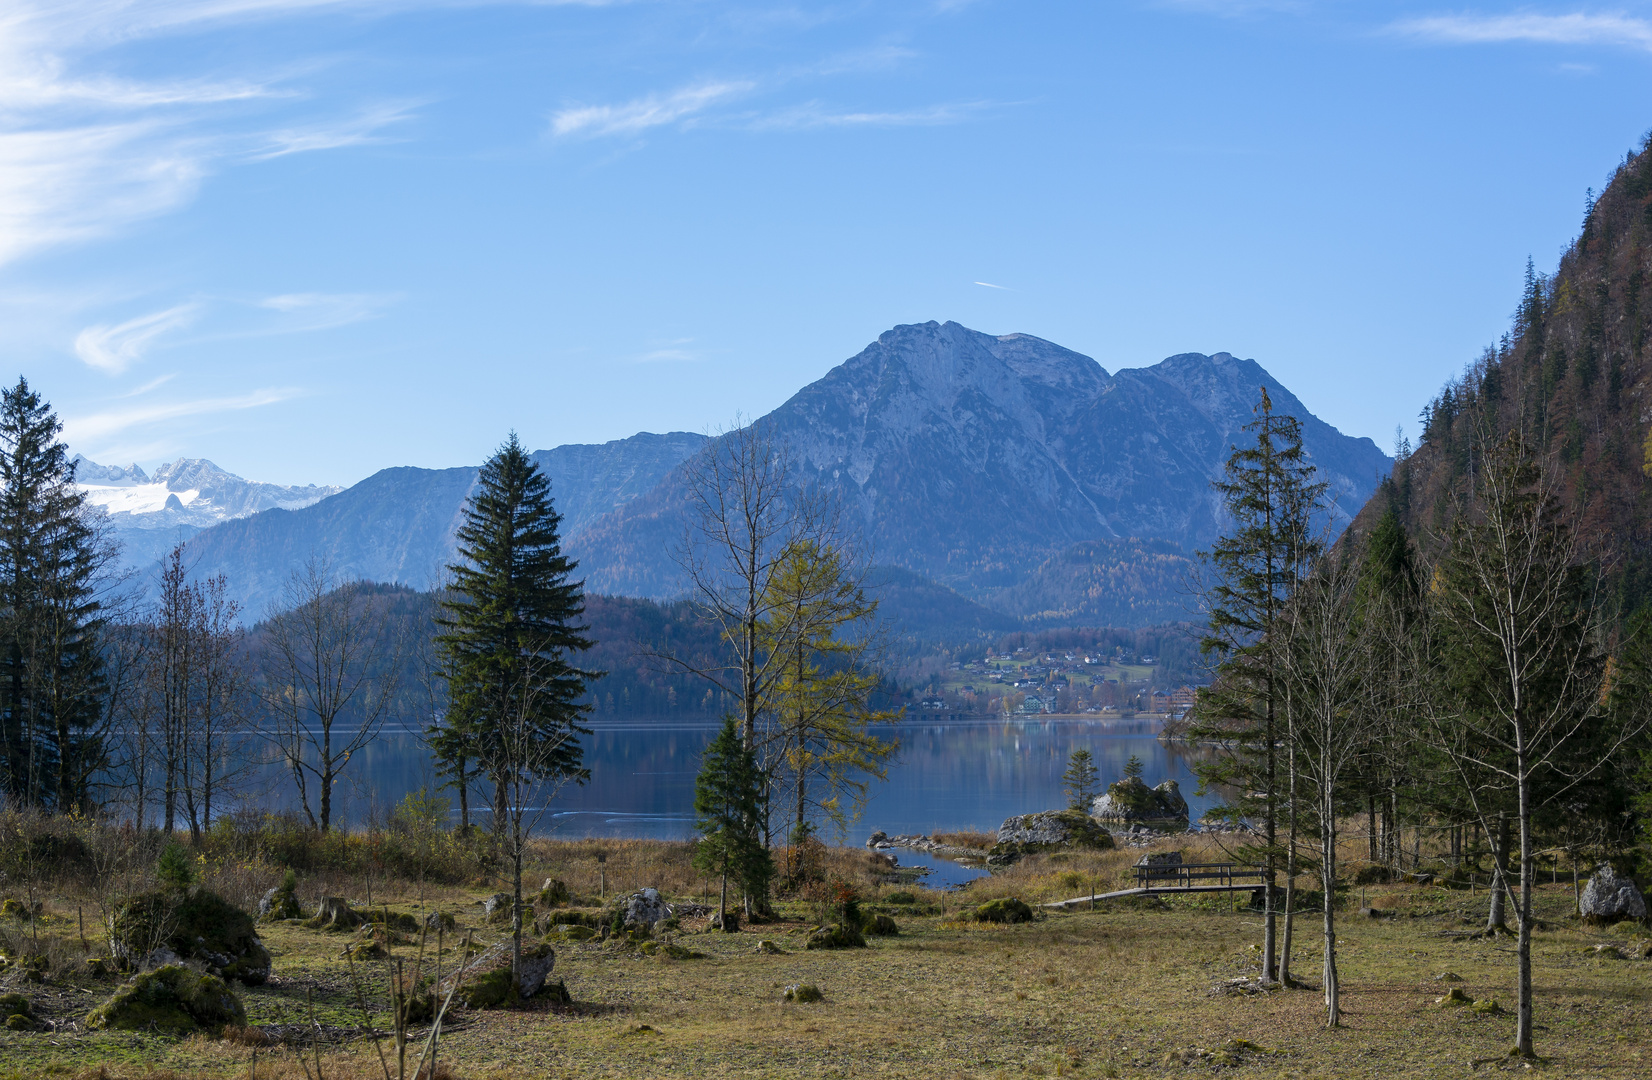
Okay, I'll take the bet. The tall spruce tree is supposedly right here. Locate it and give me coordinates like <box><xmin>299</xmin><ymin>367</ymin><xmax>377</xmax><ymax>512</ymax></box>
<box><xmin>434</xmin><ymin>434</ymin><xmax>597</xmax><ymax>835</ymax></box>
<box><xmin>0</xmin><ymin>378</ymin><xmax>108</xmax><ymax>811</ymax></box>
<box><xmin>1190</xmin><ymin>386</ymin><xmax>1326</xmax><ymax>984</ymax></box>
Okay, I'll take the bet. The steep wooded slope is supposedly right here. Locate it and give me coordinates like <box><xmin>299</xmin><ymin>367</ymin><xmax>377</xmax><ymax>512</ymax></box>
<box><xmin>1352</xmin><ymin>135</ymin><xmax>1652</xmax><ymax>615</ymax></box>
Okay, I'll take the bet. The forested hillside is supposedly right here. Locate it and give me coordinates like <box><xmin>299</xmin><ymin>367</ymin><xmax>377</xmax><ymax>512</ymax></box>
<box><xmin>1358</xmin><ymin>133</ymin><xmax>1652</xmax><ymax>620</ymax></box>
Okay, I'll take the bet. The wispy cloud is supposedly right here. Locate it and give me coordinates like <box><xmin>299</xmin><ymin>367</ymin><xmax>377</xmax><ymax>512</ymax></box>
<box><xmin>74</xmin><ymin>302</ymin><xmax>200</xmax><ymax>374</ymax></box>
<box><xmin>257</xmin><ymin>290</ymin><xmax>398</xmax><ymax>329</ymax></box>
<box><xmin>62</xmin><ymin>386</ymin><xmax>300</xmax><ymax>444</ymax></box>
<box><xmin>550</xmin><ymin>80</ymin><xmax>755</xmax><ymax>138</ymax></box>
<box><xmin>1389</xmin><ymin>12</ymin><xmax>1652</xmax><ymax>52</ymax></box>
<box><xmin>0</xmin><ymin>1</ymin><xmax>430</xmax><ymax>267</ymax></box>
<box><xmin>749</xmin><ymin>100</ymin><xmax>989</xmax><ymax>131</ymax></box>
<box><xmin>974</xmin><ymin>280</ymin><xmax>1012</xmax><ymax>290</ymax></box>
<box><xmin>251</xmin><ymin>102</ymin><xmax>418</xmax><ymax>159</ymax></box>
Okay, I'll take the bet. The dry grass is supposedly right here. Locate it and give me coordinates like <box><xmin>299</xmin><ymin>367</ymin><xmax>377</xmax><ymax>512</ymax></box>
<box><xmin>2</xmin><ymin>835</ymin><xmax>1650</xmax><ymax>1078</ymax></box>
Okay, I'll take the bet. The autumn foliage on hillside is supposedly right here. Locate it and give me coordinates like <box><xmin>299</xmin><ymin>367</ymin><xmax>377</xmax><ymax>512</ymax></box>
<box><xmin>1362</xmin><ymin>132</ymin><xmax>1652</xmax><ymax>619</ymax></box>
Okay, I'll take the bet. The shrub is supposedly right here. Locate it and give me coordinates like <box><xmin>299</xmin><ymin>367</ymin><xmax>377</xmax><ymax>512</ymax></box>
<box><xmin>156</xmin><ymin>842</ymin><xmax>196</xmax><ymax>890</ymax></box>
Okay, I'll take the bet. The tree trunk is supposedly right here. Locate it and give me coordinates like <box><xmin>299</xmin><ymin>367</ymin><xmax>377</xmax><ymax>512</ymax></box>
<box><xmin>511</xmin><ymin>814</ymin><xmax>524</xmax><ymax>993</ymax></box>
<box><xmin>1323</xmin><ymin>782</ymin><xmax>1340</xmax><ymax>1026</ymax></box>
<box><xmin>1263</xmin><ymin>683</ymin><xmax>1278</xmax><ymax>983</ymax></box>
<box><xmin>1515</xmin><ymin>761</ymin><xmax>1535</xmax><ymax>1056</ymax></box>
<box><xmin>1281</xmin><ymin>737</ymin><xmax>1298</xmax><ymax>986</ymax></box>
<box><xmin>1488</xmin><ymin>811</ymin><xmax>1508</xmax><ymax>932</ymax></box>
<box><xmin>1367</xmin><ymin>791</ymin><xmax>1377</xmax><ymax>861</ymax></box>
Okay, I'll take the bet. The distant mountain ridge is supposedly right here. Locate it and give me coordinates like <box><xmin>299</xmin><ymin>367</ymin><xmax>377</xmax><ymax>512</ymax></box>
<box><xmin>572</xmin><ymin>322</ymin><xmax>1391</xmax><ymax>600</ymax></box>
<box><xmin>154</xmin><ymin>321</ymin><xmax>1390</xmax><ymax>626</ymax></box>
<box><xmin>75</xmin><ymin>455</ymin><xmax>343</xmax><ymax>570</ymax></box>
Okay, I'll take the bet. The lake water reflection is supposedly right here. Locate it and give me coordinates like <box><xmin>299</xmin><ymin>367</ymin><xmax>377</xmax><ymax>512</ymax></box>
<box><xmin>306</xmin><ymin>715</ymin><xmax>1216</xmax><ymax>859</ymax></box>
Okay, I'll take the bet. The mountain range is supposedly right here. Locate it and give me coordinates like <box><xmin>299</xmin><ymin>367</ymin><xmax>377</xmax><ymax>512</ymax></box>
<box><xmin>95</xmin><ymin>321</ymin><xmax>1391</xmax><ymax>627</ymax></box>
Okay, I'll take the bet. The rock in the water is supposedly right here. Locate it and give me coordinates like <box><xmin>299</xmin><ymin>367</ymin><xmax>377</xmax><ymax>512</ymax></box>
<box><xmin>1580</xmin><ymin>864</ymin><xmax>1648</xmax><ymax>923</ymax></box>
<box><xmin>517</xmin><ymin>943</ymin><xmax>556</xmax><ymax>998</ymax></box>
<box><xmin>308</xmin><ymin>897</ymin><xmax>362</xmax><ymax>932</ymax></box>
<box><xmin>989</xmin><ymin>809</ymin><xmax>1114</xmax><ymax>862</ymax></box>
<box><xmin>621</xmin><ymin>888</ymin><xmax>670</xmax><ymax>931</ymax></box>
<box><xmin>85</xmin><ymin>965</ymin><xmax>246</xmax><ymax>1034</ymax></box>
<box><xmin>1091</xmin><ymin>777</ymin><xmax>1190</xmax><ymax>823</ymax></box>
<box><xmin>109</xmin><ymin>890</ymin><xmax>271</xmax><ymax>985</ymax></box>
<box><xmin>866</xmin><ymin>830</ymin><xmax>889</xmax><ymax>849</ymax></box>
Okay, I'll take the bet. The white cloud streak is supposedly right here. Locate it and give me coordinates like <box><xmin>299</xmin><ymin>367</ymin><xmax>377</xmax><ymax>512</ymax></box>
<box><xmin>749</xmin><ymin>100</ymin><xmax>988</xmax><ymax>131</ymax></box>
<box><xmin>0</xmin><ymin>1</ymin><xmax>433</xmax><ymax>268</ymax></box>
<box><xmin>73</xmin><ymin>302</ymin><xmax>199</xmax><ymax>373</ymax></box>
<box><xmin>550</xmin><ymin>80</ymin><xmax>755</xmax><ymax>138</ymax></box>
<box><xmin>257</xmin><ymin>290</ymin><xmax>397</xmax><ymax>329</ymax></box>
<box><xmin>1390</xmin><ymin>12</ymin><xmax>1652</xmax><ymax>52</ymax></box>
<box><xmin>62</xmin><ymin>386</ymin><xmax>299</xmax><ymax>443</ymax></box>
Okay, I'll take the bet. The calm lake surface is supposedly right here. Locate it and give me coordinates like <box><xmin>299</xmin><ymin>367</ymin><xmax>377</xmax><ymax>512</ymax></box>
<box><xmin>290</xmin><ymin>716</ymin><xmax>1218</xmax><ymax>876</ymax></box>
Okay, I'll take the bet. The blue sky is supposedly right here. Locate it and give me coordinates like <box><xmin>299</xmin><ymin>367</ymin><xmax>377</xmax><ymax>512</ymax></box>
<box><xmin>6</xmin><ymin>1</ymin><xmax>1652</xmax><ymax>486</ymax></box>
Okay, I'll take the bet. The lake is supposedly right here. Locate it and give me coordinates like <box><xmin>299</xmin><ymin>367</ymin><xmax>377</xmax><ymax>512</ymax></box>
<box><xmin>286</xmin><ymin>715</ymin><xmax>1219</xmax><ymax>887</ymax></box>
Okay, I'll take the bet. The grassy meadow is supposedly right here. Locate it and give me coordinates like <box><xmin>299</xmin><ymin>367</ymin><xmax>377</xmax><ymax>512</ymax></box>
<box><xmin>1</xmin><ymin>822</ymin><xmax>1649</xmax><ymax>1079</ymax></box>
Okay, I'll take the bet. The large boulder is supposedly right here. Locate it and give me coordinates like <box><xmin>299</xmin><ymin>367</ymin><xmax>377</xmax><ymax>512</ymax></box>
<box><xmin>1580</xmin><ymin>864</ymin><xmax>1648</xmax><ymax>923</ymax></box>
<box><xmin>108</xmin><ymin>889</ymin><xmax>271</xmax><ymax>985</ymax></box>
<box><xmin>620</xmin><ymin>888</ymin><xmax>670</xmax><ymax>932</ymax></box>
<box><xmin>988</xmin><ymin>809</ymin><xmax>1114</xmax><ymax>863</ymax></box>
<box><xmin>85</xmin><ymin>965</ymin><xmax>245</xmax><ymax>1034</ymax></box>
<box><xmin>482</xmin><ymin>893</ymin><xmax>515</xmax><ymax>924</ymax></box>
<box><xmin>1091</xmin><ymin>778</ymin><xmax>1190</xmax><ymax>823</ymax></box>
<box><xmin>517</xmin><ymin>944</ymin><xmax>557</xmax><ymax>998</ymax></box>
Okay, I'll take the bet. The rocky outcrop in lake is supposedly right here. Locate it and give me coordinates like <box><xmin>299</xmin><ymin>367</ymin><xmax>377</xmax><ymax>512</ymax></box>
<box><xmin>1091</xmin><ymin>777</ymin><xmax>1189</xmax><ymax>824</ymax></box>
<box><xmin>989</xmin><ymin>810</ymin><xmax>1115</xmax><ymax>863</ymax></box>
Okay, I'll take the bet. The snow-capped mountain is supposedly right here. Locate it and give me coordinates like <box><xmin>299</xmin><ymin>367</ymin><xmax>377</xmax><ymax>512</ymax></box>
<box><xmin>74</xmin><ymin>455</ymin><xmax>342</xmax><ymax>568</ymax></box>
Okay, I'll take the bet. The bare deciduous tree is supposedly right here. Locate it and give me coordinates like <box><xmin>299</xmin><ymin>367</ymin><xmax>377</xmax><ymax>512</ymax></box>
<box><xmin>260</xmin><ymin>559</ymin><xmax>401</xmax><ymax>832</ymax></box>
<box><xmin>1424</xmin><ymin>431</ymin><xmax>1642</xmax><ymax>1058</ymax></box>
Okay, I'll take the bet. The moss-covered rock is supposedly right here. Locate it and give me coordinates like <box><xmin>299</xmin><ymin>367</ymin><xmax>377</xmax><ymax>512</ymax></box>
<box><xmin>987</xmin><ymin>810</ymin><xmax>1114</xmax><ymax>863</ymax></box>
<box><xmin>783</xmin><ymin>984</ymin><xmax>823</xmax><ymax>1003</ymax></box>
<box><xmin>85</xmin><ymin>965</ymin><xmax>246</xmax><ymax>1035</ymax></box>
<box><xmin>0</xmin><ymin>992</ymin><xmax>37</xmax><ymax>1031</ymax></box>
<box><xmin>457</xmin><ymin>968</ymin><xmax>515</xmax><ymax>1010</ymax></box>
<box><xmin>805</xmin><ymin>923</ymin><xmax>866</xmax><ymax>950</ymax></box>
<box><xmin>864</xmin><ymin>913</ymin><xmax>900</xmax><ymax>937</ymax></box>
<box><xmin>537</xmin><ymin>878</ymin><xmax>571</xmax><ymax>907</ymax></box>
<box><xmin>973</xmin><ymin>897</ymin><xmax>1035</xmax><ymax>924</ymax></box>
<box><xmin>108</xmin><ymin>889</ymin><xmax>271</xmax><ymax>985</ymax></box>
<box><xmin>258</xmin><ymin>872</ymin><xmax>303</xmax><ymax>921</ymax></box>
<box><xmin>543</xmin><ymin>924</ymin><xmax>596</xmax><ymax>943</ymax></box>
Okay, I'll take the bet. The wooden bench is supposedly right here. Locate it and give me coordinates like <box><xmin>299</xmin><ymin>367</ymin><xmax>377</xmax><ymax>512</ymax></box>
<box><xmin>1133</xmin><ymin>862</ymin><xmax>1266</xmax><ymax>890</ymax></box>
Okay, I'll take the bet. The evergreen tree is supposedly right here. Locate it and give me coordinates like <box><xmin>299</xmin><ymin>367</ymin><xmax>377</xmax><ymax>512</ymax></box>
<box><xmin>1062</xmin><ymin>749</ymin><xmax>1098</xmax><ymax>810</ymax></box>
<box><xmin>0</xmin><ymin>378</ymin><xmax>108</xmax><ymax>811</ymax></box>
<box><xmin>434</xmin><ymin>434</ymin><xmax>597</xmax><ymax>834</ymax></box>
<box><xmin>692</xmin><ymin>716</ymin><xmax>770</xmax><ymax>930</ymax></box>
<box><xmin>1189</xmin><ymin>386</ymin><xmax>1326</xmax><ymax>984</ymax></box>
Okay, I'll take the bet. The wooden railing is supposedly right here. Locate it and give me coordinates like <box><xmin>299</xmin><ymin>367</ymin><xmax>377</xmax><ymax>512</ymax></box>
<box><xmin>1133</xmin><ymin>862</ymin><xmax>1266</xmax><ymax>889</ymax></box>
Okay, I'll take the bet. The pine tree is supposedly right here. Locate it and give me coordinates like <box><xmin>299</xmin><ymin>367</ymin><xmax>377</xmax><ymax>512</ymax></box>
<box><xmin>1062</xmin><ymin>749</ymin><xmax>1098</xmax><ymax>810</ymax></box>
<box><xmin>0</xmin><ymin>378</ymin><xmax>108</xmax><ymax>811</ymax></box>
<box><xmin>692</xmin><ymin>716</ymin><xmax>770</xmax><ymax>930</ymax></box>
<box><xmin>435</xmin><ymin>434</ymin><xmax>597</xmax><ymax>834</ymax></box>
<box><xmin>1189</xmin><ymin>386</ymin><xmax>1326</xmax><ymax>984</ymax></box>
